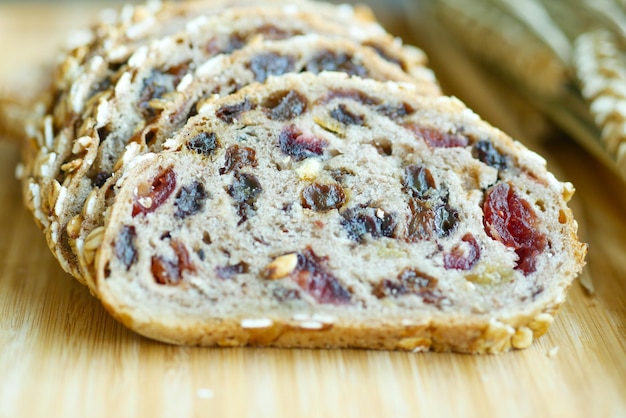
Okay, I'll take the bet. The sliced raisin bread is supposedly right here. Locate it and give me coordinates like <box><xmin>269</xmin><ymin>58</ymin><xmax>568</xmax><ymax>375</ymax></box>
<box><xmin>93</xmin><ymin>72</ymin><xmax>586</xmax><ymax>353</ymax></box>
<box><xmin>21</xmin><ymin>3</ymin><xmax>439</xmax><ymax>282</ymax></box>
<box><xmin>72</xmin><ymin>34</ymin><xmax>439</xmax><ymax>290</ymax></box>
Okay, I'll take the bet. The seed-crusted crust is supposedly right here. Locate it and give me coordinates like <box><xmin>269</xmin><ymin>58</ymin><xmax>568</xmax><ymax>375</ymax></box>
<box><xmin>21</xmin><ymin>1</ymin><xmax>439</xmax><ymax>286</ymax></box>
<box><xmin>94</xmin><ymin>73</ymin><xmax>586</xmax><ymax>352</ymax></box>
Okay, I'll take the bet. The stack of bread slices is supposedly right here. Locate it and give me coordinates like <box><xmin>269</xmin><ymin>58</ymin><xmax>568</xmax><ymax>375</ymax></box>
<box><xmin>14</xmin><ymin>0</ymin><xmax>585</xmax><ymax>353</ymax></box>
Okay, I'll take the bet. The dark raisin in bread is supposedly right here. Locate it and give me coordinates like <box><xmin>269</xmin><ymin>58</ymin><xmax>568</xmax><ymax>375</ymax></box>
<box><xmin>94</xmin><ymin>72</ymin><xmax>586</xmax><ymax>353</ymax></box>
<box><xmin>19</xmin><ymin>1</ymin><xmax>438</xmax><ymax>284</ymax></box>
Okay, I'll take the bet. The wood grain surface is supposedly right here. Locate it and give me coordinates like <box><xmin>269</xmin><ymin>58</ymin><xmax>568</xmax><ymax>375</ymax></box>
<box><xmin>0</xmin><ymin>2</ymin><xmax>624</xmax><ymax>418</ymax></box>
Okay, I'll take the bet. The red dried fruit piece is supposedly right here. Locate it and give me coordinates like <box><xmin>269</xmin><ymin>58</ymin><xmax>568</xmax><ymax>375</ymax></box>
<box><xmin>483</xmin><ymin>182</ymin><xmax>547</xmax><ymax>274</ymax></box>
<box><xmin>341</xmin><ymin>204</ymin><xmax>397</xmax><ymax>242</ymax></box>
<box><xmin>403</xmin><ymin>165</ymin><xmax>435</xmax><ymax>198</ymax></box>
<box><xmin>263</xmin><ymin>90</ymin><xmax>308</xmax><ymax>121</ymax></box>
<box><xmin>174</xmin><ymin>181</ymin><xmax>208</xmax><ymax>218</ymax></box>
<box><xmin>330</xmin><ymin>104</ymin><xmax>364</xmax><ymax>126</ymax></box>
<box><xmin>301</xmin><ymin>183</ymin><xmax>346</xmax><ymax>212</ymax></box>
<box><xmin>219</xmin><ymin>144</ymin><xmax>258</xmax><ymax>175</ymax></box>
<box><xmin>278</xmin><ymin>125</ymin><xmax>327</xmax><ymax>161</ymax></box>
<box><xmin>187</xmin><ymin>132</ymin><xmax>218</xmax><ymax>156</ymax></box>
<box><xmin>404</xmin><ymin>124</ymin><xmax>469</xmax><ymax>148</ymax></box>
<box><xmin>152</xmin><ymin>239</ymin><xmax>196</xmax><ymax>285</ymax></box>
<box><xmin>444</xmin><ymin>233</ymin><xmax>481</xmax><ymax>270</ymax></box>
<box><xmin>215</xmin><ymin>262</ymin><xmax>249</xmax><ymax>280</ymax></box>
<box><xmin>216</xmin><ymin>98</ymin><xmax>255</xmax><ymax>123</ymax></box>
<box><xmin>132</xmin><ymin>167</ymin><xmax>177</xmax><ymax>217</ymax></box>
<box><xmin>290</xmin><ymin>247</ymin><xmax>351</xmax><ymax>304</ymax></box>
<box><xmin>305</xmin><ymin>51</ymin><xmax>367</xmax><ymax>77</ymax></box>
<box><xmin>115</xmin><ymin>225</ymin><xmax>137</xmax><ymax>271</ymax></box>
<box><xmin>249</xmin><ymin>53</ymin><xmax>295</xmax><ymax>82</ymax></box>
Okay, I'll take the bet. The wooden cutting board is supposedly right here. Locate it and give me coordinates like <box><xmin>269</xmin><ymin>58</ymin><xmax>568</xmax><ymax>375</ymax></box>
<box><xmin>0</xmin><ymin>2</ymin><xmax>624</xmax><ymax>418</ymax></box>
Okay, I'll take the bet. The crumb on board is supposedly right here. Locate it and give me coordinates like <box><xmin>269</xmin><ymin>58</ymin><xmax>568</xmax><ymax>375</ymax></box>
<box><xmin>547</xmin><ymin>346</ymin><xmax>560</xmax><ymax>358</ymax></box>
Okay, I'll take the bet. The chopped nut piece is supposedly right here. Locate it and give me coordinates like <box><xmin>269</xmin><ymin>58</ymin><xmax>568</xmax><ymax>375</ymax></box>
<box><xmin>266</xmin><ymin>253</ymin><xmax>298</xmax><ymax>279</ymax></box>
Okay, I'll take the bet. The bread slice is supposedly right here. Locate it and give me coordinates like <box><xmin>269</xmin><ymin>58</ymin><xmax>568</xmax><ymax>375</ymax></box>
<box><xmin>21</xmin><ymin>2</ymin><xmax>438</xmax><ymax>282</ymax></box>
<box><xmin>93</xmin><ymin>72</ymin><xmax>586</xmax><ymax>353</ymax></box>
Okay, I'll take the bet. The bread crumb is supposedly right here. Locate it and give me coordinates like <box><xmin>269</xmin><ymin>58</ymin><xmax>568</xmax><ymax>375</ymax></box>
<box><xmin>196</xmin><ymin>388</ymin><xmax>214</xmax><ymax>400</ymax></box>
<box><xmin>547</xmin><ymin>346</ymin><xmax>560</xmax><ymax>358</ymax></box>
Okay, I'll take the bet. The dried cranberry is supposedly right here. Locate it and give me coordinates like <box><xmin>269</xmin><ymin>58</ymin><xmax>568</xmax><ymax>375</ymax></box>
<box><xmin>175</xmin><ymin>181</ymin><xmax>207</xmax><ymax>218</ymax></box>
<box><xmin>216</xmin><ymin>98</ymin><xmax>254</xmax><ymax>123</ymax></box>
<box><xmin>187</xmin><ymin>132</ymin><xmax>218</xmax><ymax>156</ymax></box>
<box><xmin>132</xmin><ymin>167</ymin><xmax>177</xmax><ymax>216</ymax></box>
<box><xmin>290</xmin><ymin>247</ymin><xmax>351</xmax><ymax>304</ymax></box>
<box><xmin>219</xmin><ymin>145</ymin><xmax>258</xmax><ymax>175</ymax></box>
<box><xmin>152</xmin><ymin>239</ymin><xmax>195</xmax><ymax>285</ymax></box>
<box><xmin>115</xmin><ymin>225</ymin><xmax>137</xmax><ymax>270</ymax></box>
<box><xmin>215</xmin><ymin>262</ymin><xmax>249</xmax><ymax>280</ymax></box>
<box><xmin>278</xmin><ymin>125</ymin><xmax>327</xmax><ymax>161</ymax></box>
<box><xmin>341</xmin><ymin>205</ymin><xmax>397</xmax><ymax>242</ymax></box>
<box><xmin>249</xmin><ymin>53</ymin><xmax>295</xmax><ymax>82</ymax></box>
<box><xmin>301</xmin><ymin>183</ymin><xmax>346</xmax><ymax>212</ymax></box>
<box><xmin>444</xmin><ymin>233</ymin><xmax>481</xmax><ymax>270</ymax></box>
<box><xmin>305</xmin><ymin>51</ymin><xmax>367</xmax><ymax>77</ymax></box>
<box><xmin>263</xmin><ymin>90</ymin><xmax>308</xmax><ymax>121</ymax></box>
<box><xmin>330</xmin><ymin>104</ymin><xmax>364</xmax><ymax>126</ymax></box>
<box><xmin>483</xmin><ymin>182</ymin><xmax>546</xmax><ymax>274</ymax></box>
<box><xmin>403</xmin><ymin>165</ymin><xmax>435</xmax><ymax>198</ymax></box>
<box><xmin>472</xmin><ymin>140</ymin><xmax>508</xmax><ymax>170</ymax></box>
<box><xmin>227</xmin><ymin>173</ymin><xmax>263</xmax><ymax>224</ymax></box>
<box><xmin>404</xmin><ymin>124</ymin><xmax>469</xmax><ymax>148</ymax></box>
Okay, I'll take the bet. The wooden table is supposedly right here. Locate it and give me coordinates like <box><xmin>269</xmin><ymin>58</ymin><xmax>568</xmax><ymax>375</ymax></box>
<box><xmin>0</xmin><ymin>2</ymin><xmax>624</xmax><ymax>417</ymax></box>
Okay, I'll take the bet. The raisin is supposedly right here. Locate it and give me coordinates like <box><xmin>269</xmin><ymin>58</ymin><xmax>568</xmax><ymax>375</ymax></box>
<box><xmin>227</xmin><ymin>173</ymin><xmax>263</xmax><ymax>224</ymax></box>
<box><xmin>472</xmin><ymin>140</ymin><xmax>508</xmax><ymax>170</ymax></box>
<box><xmin>290</xmin><ymin>247</ymin><xmax>351</xmax><ymax>304</ymax></box>
<box><xmin>219</xmin><ymin>144</ymin><xmax>258</xmax><ymax>175</ymax></box>
<box><xmin>187</xmin><ymin>132</ymin><xmax>218</xmax><ymax>156</ymax></box>
<box><xmin>341</xmin><ymin>204</ymin><xmax>397</xmax><ymax>242</ymax></box>
<box><xmin>444</xmin><ymin>233</ymin><xmax>481</xmax><ymax>270</ymax></box>
<box><xmin>175</xmin><ymin>181</ymin><xmax>207</xmax><ymax>218</ymax></box>
<box><xmin>216</xmin><ymin>98</ymin><xmax>254</xmax><ymax>123</ymax></box>
<box><xmin>215</xmin><ymin>262</ymin><xmax>249</xmax><ymax>280</ymax></box>
<box><xmin>249</xmin><ymin>53</ymin><xmax>295</xmax><ymax>82</ymax></box>
<box><xmin>404</xmin><ymin>124</ymin><xmax>469</xmax><ymax>148</ymax></box>
<box><xmin>92</xmin><ymin>171</ymin><xmax>111</xmax><ymax>188</ymax></box>
<box><xmin>319</xmin><ymin>89</ymin><xmax>380</xmax><ymax>106</ymax></box>
<box><xmin>138</xmin><ymin>70</ymin><xmax>173</xmax><ymax>119</ymax></box>
<box><xmin>301</xmin><ymin>183</ymin><xmax>346</xmax><ymax>212</ymax></box>
<box><xmin>372</xmin><ymin>268</ymin><xmax>440</xmax><ymax>304</ymax></box>
<box><xmin>483</xmin><ymin>182</ymin><xmax>547</xmax><ymax>274</ymax></box>
<box><xmin>363</xmin><ymin>41</ymin><xmax>405</xmax><ymax>69</ymax></box>
<box><xmin>222</xmin><ymin>33</ymin><xmax>246</xmax><ymax>54</ymax></box>
<box><xmin>256</xmin><ymin>24</ymin><xmax>299</xmax><ymax>40</ymax></box>
<box><xmin>152</xmin><ymin>239</ymin><xmax>195</xmax><ymax>285</ymax></box>
<box><xmin>272</xmin><ymin>286</ymin><xmax>301</xmax><ymax>302</ymax></box>
<box><xmin>97</xmin><ymin>126</ymin><xmax>110</xmax><ymax>141</ymax></box>
<box><xmin>403</xmin><ymin>165</ymin><xmax>436</xmax><ymax>198</ymax></box>
<box><xmin>132</xmin><ymin>167</ymin><xmax>177</xmax><ymax>217</ymax></box>
<box><xmin>376</xmin><ymin>102</ymin><xmax>415</xmax><ymax>120</ymax></box>
<box><xmin>406</xmin><ymin>198</ymin><xmax>458</xmax><ymax>241</ymax></box>
<box><xmin>88</xmin><ymin>76</ymin><xmax>112</xmax><ymax>99</ymax></box>
<box><xmin>305</xmin><ymin>51</ymin><xmax>367</xmax><ymax>77</ymax></box>
<box><xmin>115</xmin><ymin>225</ymin><xmax>137</xmax><ymax>270</ymax></box>
<box><xmin>278</xmin><ymin>125</ymin><xmax>327</xmax><ymax>161</ymax></box>
<box><xmin>263</xmin><ymin>90</ymin><xmax>308</xmax><ymax>121</ymax></box>
<box><xmin>166</xmin><ymin>62</ymin><xmax>190</xmax><ymax>86</ymax></box>
<box><xmin>330</xmin><ymin>104</ymin><xmax>364</xmax><ymax>126</ymax></box>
